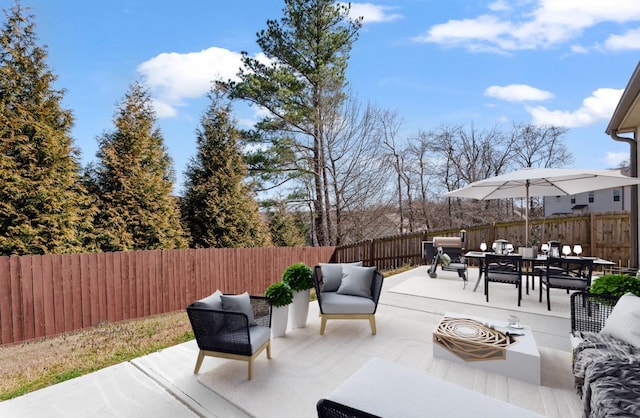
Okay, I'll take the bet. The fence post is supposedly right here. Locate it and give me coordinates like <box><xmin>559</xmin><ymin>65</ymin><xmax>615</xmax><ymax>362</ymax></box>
<box><xmin>590</xmin><ymin>212</ymin><xmax>597</xmax><ymax>257</ymax></box>
<box><xmin>369</xmin><ymin>239</ymin><xmax>375</xmax><ymax>267</ymax></box>
<box><xmin>490</xmin><ymin>222</ymin><xmax>496</xmax><ymax>244</ymax></box>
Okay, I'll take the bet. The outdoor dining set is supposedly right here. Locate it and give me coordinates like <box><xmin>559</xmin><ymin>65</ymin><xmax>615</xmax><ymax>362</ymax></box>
<box><xmin>427</xmin><ymin>236</ymin><xmax>616</xmax><ymax>311</ymax></box>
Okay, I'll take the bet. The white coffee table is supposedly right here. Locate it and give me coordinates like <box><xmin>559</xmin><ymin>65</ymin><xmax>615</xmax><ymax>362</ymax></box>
<box><xmin>433</xmin><ymin>312</ymin><xmax>541</xmax><ymax>384</ymax></box>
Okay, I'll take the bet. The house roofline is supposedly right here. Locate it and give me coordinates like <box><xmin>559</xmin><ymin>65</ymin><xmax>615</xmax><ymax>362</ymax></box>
<box><xmin>606</xmin><ymin>61</ymin><xmax>640</xmax><ymax>136</ymax></box>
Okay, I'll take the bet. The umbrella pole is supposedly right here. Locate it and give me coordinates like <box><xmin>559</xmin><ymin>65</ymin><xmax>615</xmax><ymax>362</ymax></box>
<box><xmin>525</xmin><ymin>181</ymin><xmax>529</xmax><ymax>247</ymax></box>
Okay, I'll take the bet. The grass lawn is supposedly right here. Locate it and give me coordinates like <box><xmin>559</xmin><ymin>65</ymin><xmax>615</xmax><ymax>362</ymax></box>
<box><xmin>0</xmin><ymin>311</ymin><xmax>193</xmax><ymax>401</ymax></box>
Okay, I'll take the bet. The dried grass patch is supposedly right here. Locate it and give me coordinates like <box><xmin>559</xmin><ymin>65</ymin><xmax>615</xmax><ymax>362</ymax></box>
<box><xmin>0</xmin><ymin>311</ymin><xmax>193</xmax><ymax>400</ymax></box>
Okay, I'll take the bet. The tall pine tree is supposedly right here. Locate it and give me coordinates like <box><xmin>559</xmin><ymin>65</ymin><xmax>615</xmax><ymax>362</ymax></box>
<box><xmin>181</xmin><ymin>89</ymin><xmax>270</xmax><ymax>248</ymax></box>
<box><xmin>224</xmin><ymin>0</ymin><xmax>362</xmax><ymax>246</ymax></box>
<box><xmin>89</xmin><ymin>81</ymin><xmax>186</xmax><ymax>251</ymax></box>
<box><xmin>0</xmin><ymin>2</ymin><xmax>89</xmax><ymax>255</ymax></box>
<box><xmin>267</xmin><ymin>200</ymin><xmax>307</xmax><ymax>247</ymax></box>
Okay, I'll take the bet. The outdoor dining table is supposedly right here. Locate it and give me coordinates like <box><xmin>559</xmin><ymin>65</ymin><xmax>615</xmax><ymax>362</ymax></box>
<box><xmin>464</xmin><ymin>251</ymin><xmax>617</xmax><ymax>293</ymax></box>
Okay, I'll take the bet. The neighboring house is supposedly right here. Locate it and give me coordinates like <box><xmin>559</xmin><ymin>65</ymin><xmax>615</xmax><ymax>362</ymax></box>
<box><xmin>543</xmin><ymin>186</ymin><xmax>630</xmax><ymax>216</ymax></box>
<box><xmin>543</xmin><ymin>168</ymin><xmax>632</xmax><ymax>216</ymax></box>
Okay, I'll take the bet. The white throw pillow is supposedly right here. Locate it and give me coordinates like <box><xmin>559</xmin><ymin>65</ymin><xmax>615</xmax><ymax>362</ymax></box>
<box><xmin>336</xmin><ymin>265</ymin><xmax>376</xmax><ymax>298</ymax></box>
<box><xmin>319</xmin><ymin>261</ymin><xmax>363</xmax><ymax>292</ymax></box>
<box><xmin>600</xmin><ymin>292</ymin><xmax>640</xmax><ymax>348</ymax></box>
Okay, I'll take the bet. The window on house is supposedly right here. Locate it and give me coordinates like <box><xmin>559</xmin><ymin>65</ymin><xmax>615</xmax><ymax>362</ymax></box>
<box><xmin>614</xmin><ymin>189</ymin><xmax>621</xmax><ymax>202</ymax></box>
<box><xmin>555</xmin><ymin>196</ymin><xmax>560</xmax><ymax>202</ymax></box>
<box><xmin>588</xmin><ymin>192</ymin><xmax>594</xmax><ymax>203</ymax></box>
<box><xmin>570</xmin><ymin>196</ymin><xmax>576</xmax><ymax>204</ymax></box>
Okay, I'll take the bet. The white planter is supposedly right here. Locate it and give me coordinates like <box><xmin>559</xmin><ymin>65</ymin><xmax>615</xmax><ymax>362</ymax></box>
<box><xmin>271</xmin><ymin>305</ymin><xmax>289</xmax><ymax>338</ymax></box>
<box><xmin>290</xmin><ymin>289</ymin><xmax>311</xmax><ymax>328</ymax></box>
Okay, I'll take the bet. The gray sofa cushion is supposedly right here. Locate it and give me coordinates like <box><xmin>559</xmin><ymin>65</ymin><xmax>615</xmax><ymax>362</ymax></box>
<box><xmin>319</xmin><ymin>261</ymin><xmax>363</xmax><ymax>292</ymax></box>
<box><xmin>249</xmin><ymin>325</ymin><xmax>271</xmax><ymax>352</ymax></box>
<box><xmin>221</xmin><ymin>292</ymin><xmax>257</xmax><ymax>327</ymax></box>
<box><xmin>320</xmin><ymin>292</ymin><xmax>376</xmax><ymax>314</ymax></box>
<box><xmin>337</xmin><ymin>265</ymin><xmax>376</xmax><ymax>298</ymax></box>
<box><xmin>192</xmin><ymin>289</ymin><xmax>223</xmax><ymax>310</ymax></box>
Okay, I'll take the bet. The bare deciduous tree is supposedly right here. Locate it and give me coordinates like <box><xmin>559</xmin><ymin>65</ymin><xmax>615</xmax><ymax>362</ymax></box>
<box><xmin>511</xmin><ymin>124</ymin><xmax>572</xmax><ymax>169</ymax></box>
<box><xmin>421</xmin><ymin>123</ymin><xmax>573</xmax><ymax>230</ymax></box>
<box><xmin>324</xmin><ymin>95</ymin><xmax>392</xmax><ymax>244</ymax></box>
<box><xmin>380</xmin><ymin>109</ymin><xmax>410</xmax><ymax>233</ymax></box>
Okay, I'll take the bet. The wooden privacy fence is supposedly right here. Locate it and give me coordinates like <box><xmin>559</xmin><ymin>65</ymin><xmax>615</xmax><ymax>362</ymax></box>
<box><xmin>333</xmin><ymin>212</ymin><xmax>634</xmax><ymax>270</ymax></box>
<box><xmin>2</xmin><ymin>212</ymin><xmax>633</xmax><ymax>346</ymax></box>
<box><xmin>460</xmin><ymin>212</ymin><xmax>633</xmax><ymax>266</ymax></box>
<box><xmin>0</xmin><ymin>246</ymin><xmax>335</xmax><ymax>346</ymax></box>
<box><xmin>333</xmin><ymin>232</ymin><xmax>428</xmax><ymax>271</ymax></box>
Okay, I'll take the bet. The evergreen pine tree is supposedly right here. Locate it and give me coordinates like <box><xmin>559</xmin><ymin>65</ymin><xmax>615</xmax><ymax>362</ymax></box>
<box><xmin>224</xmin><ymin>0</ymin><xmax>362</xmax><ymax>246</ymax></box>
<box><xmin>0</xmin><ymin>2</ymin><xmax>90</xmax><ymax>255</ymax></box>
<box><xmin>90</xmin><ymin>81</ymin><xmax>186</xmax><ymax>251</ymax></box>
<box><xmin>181</xmin><ymin>89</ymin><xmax>270</xmax><ymax>248</ymax></box>
<box><xmin>267</xmin><ymin>200</ymin><xmax>308</xmax><ymax>247</ymax></box>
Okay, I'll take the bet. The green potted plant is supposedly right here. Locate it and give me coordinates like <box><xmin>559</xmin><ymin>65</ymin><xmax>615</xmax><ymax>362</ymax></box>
<box><xmin>589</xmin><ymin>273</ymin><xmax>640</xmax><ymax>302</ymax></box>
<box><xmin>282</xmin><ymin>262</ymin><xmax>313</xmax><ymax>292</ymax></box>
<box><xmin>265</xmin><ymin>281</ymin><xmax>293</xmax><ymax>337</ymax></box>
<box><xmin>282</xmin><ymin>262</ymin><xmax>313</xmax><ymax>329</ymax></box>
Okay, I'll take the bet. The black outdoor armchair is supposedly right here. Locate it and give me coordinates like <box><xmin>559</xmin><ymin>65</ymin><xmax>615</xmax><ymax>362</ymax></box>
<box><xmin>540</xmin><ymin>257</ymin><xmax>594</xmax><ymax>311</ymax></box>
<box><xmin>484</xmin><ymin>254</ymin><xmax>523</xmax><ymax>306</ymax></box>
<box><xmin>186</xmin><ymin>291</ymin><xmax>271</xmax><ymax>380</ymax></box>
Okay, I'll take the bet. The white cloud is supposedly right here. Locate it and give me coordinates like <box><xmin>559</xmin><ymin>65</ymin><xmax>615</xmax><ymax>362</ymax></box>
<box><xmin>346</xmin><ymin>3</ymin><xmax>402</xmax><ymax>23</ymax></box>
<box><xmin>414</xmin><ymin>0</ymin><xmax>640</xmax><ymax>52</ymax></box>
<box><xmin>137</xmin><ymin>47</ymin><xmax>269</xmax><ymax>118</ymax></box>
<box><xmin>605</xmin><ymin>152</ymin><xmax>629</xmax><ymax>167</ymax></box>
<box><xmin>526</xmin><ymin>88</ymin><xmax>623</xmax><ymax>127</ymax></box>
<box><xmin>604</xmin><ymin>28</ymin><xmax>640</xmax><ymax>50</ymax></box>
<box><xmin>488</xmin><ymin>1</ymin><xmax>511</xmax><ymax>12</ymax></box>
<box><xmin>414</xmin><ymin>15</ymin><xmax>513</xmax><ymax>49</ymax></box>
<box><xmin>570</xmin><ymin>44</ymin><xmax>589</xmax><ymax>54</ymax></box>
<box><xmin>485</xmin><ymin>84</ymin><xmax>554</xmax><ymax>101</ymax></box>
<box><xmin>151</xmin><ymin>99</ymin><xmax>178</xmax><ymax>119</ymax></box>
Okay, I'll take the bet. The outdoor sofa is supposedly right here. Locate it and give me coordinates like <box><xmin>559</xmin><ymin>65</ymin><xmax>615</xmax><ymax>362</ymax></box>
<box><xmin>317</xmin><ymin>357</ymin><xmax>543</xmax><ymax>417</ymax></box>
<box><xmin>571</xmin><ymin>291</ymin><xmax>640</xmax><ymax>417</ymax></box>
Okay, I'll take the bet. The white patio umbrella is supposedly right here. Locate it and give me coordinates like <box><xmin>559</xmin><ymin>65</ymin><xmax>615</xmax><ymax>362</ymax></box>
<box><xmin>443</xmin><ymin>167</ymin><xmax>640</xmax><ymax>246</ymax></box>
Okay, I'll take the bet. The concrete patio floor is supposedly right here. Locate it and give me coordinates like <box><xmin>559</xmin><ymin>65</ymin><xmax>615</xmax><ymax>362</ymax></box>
<box><xmin>0</xmin><ymin>266</ymin><xmax>580</xmax><ymax>417</ymax></box>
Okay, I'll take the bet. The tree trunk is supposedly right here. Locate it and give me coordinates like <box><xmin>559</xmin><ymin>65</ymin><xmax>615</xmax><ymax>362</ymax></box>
<box><xmin>395</xmin><ymin>153</ymin><xmax>404</xmax><ymax>233</ymax></box>
<box><xmin>320</xmin><ymin>131</ymin><xmax>333</xmax><ymax>245</ymax></box>
<box><xmin>313</xmin><ymin>97</ymin><xmax>328</xmax><ymax>246</ymax></box>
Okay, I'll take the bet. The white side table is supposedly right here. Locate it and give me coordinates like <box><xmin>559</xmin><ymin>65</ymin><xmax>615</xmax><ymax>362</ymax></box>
<box><xmin>433</xmin><ymin>311</ymin><xmax>541</xmax><ymax>384</ymax></box>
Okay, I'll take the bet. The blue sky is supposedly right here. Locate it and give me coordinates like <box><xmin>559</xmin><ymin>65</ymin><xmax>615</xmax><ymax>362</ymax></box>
<box><xmin>17</xmin><ymin>0</ymin><xmax>640</xmax><ymax>194</ymax></box>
